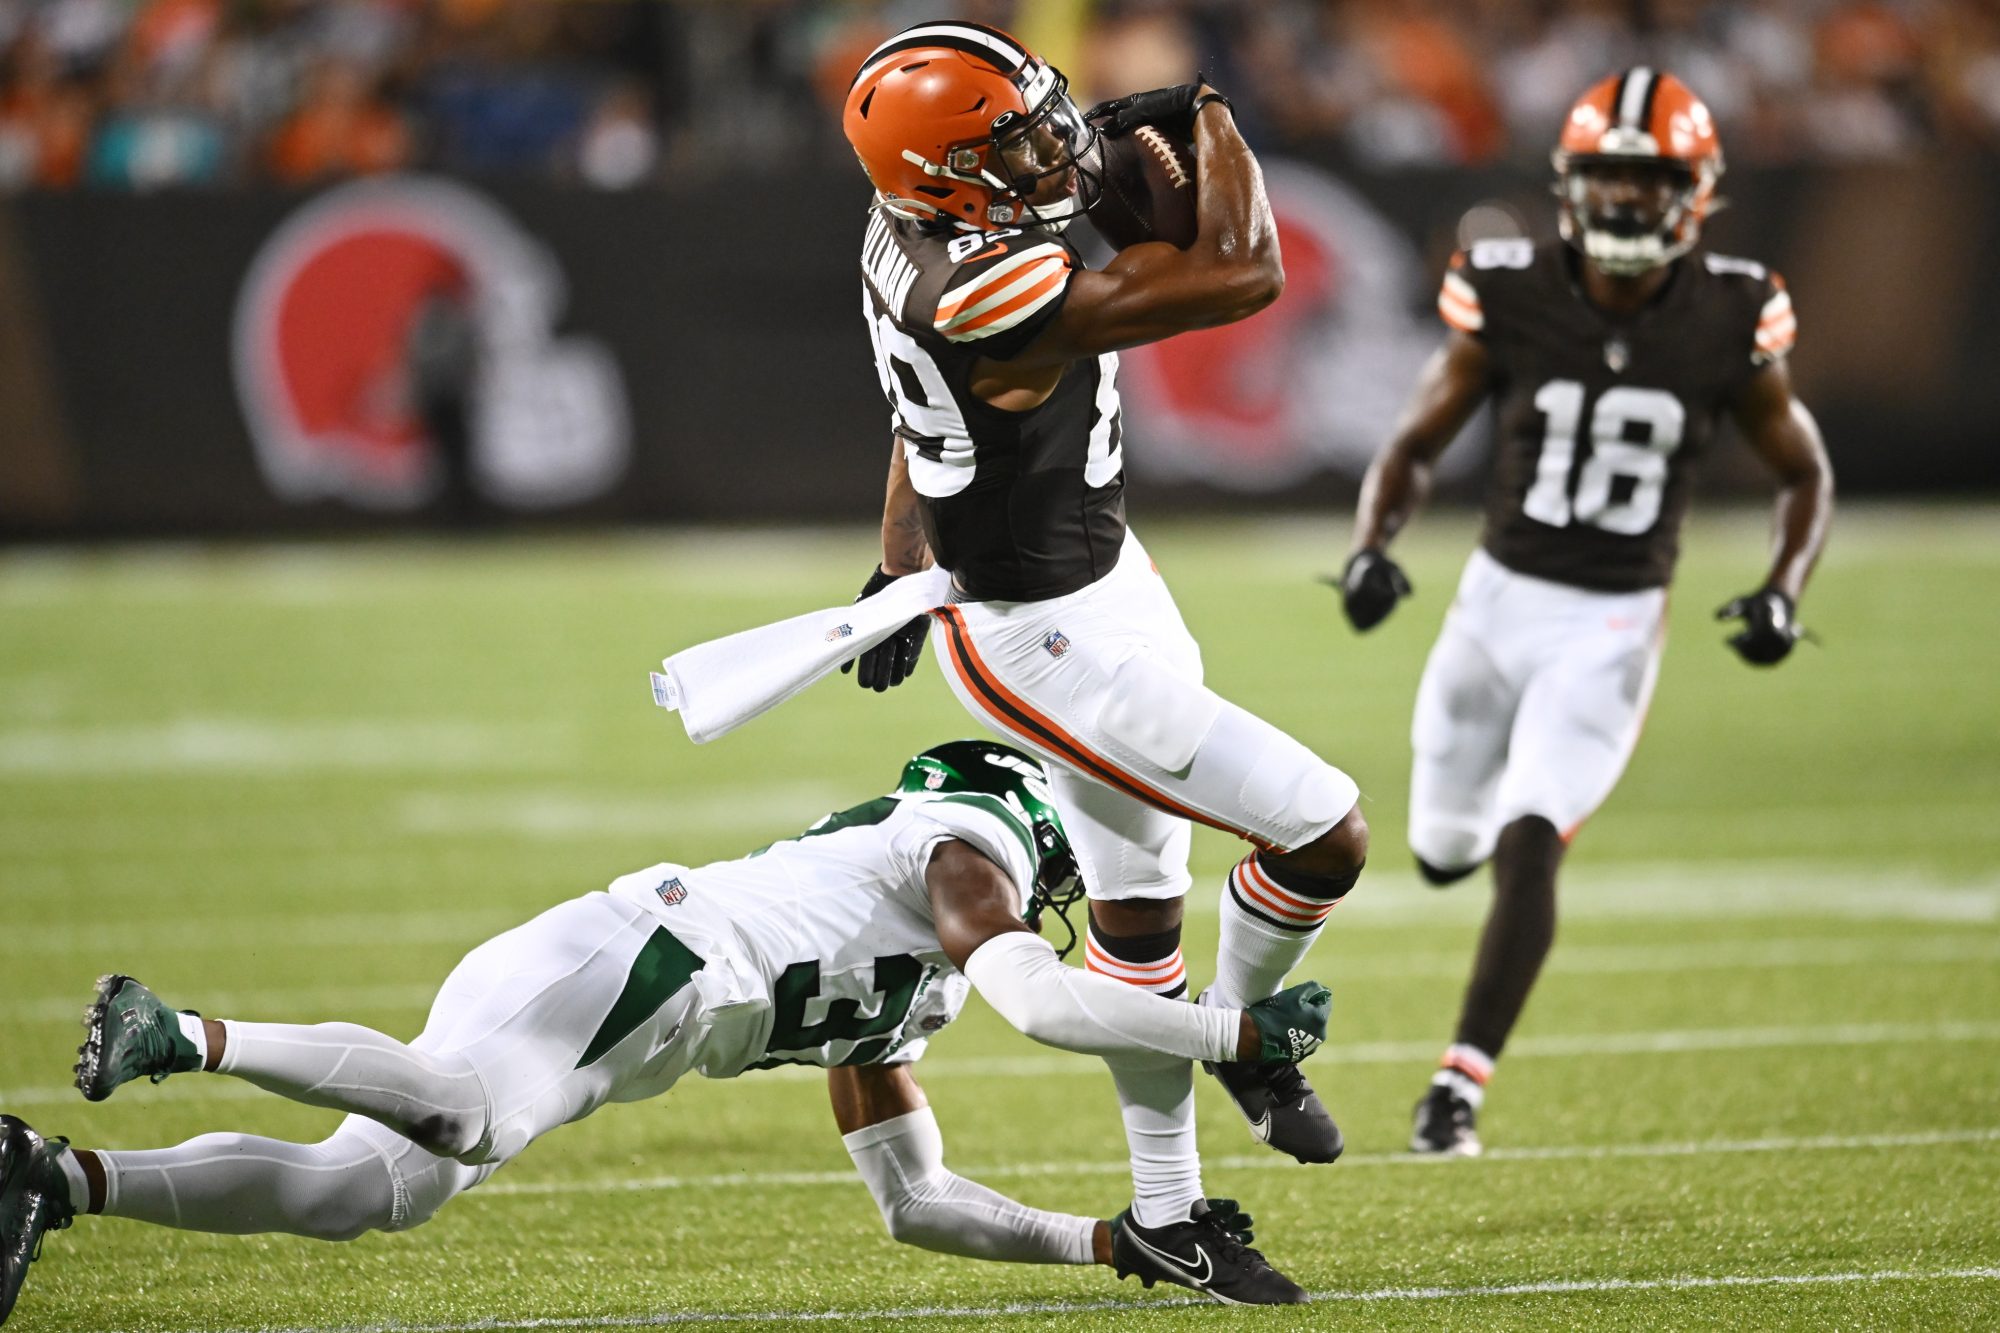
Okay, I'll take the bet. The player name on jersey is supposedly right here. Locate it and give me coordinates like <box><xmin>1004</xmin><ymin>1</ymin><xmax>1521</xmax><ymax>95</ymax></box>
<box><xmin>862</xmin><ymin>212</ymin><xmax>921</xmax><ymax>317</ymax></box>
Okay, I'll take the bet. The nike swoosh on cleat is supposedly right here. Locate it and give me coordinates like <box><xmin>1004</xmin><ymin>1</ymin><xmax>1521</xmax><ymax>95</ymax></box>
<box><xmin>1126</xmin><ymin>1230</ymin><xmax>1213</xmax><ymax>1288</ymax></box>
<box><xmin>1249</xmin><ymin>1111</ymin><xmax>1273</xmax><ymax>1142</ymax></box>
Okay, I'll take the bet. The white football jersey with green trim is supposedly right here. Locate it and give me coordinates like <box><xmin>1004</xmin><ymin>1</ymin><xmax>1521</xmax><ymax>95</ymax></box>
<box><xmin>607</xmin><ymin>794</ymin><xmax>1036</xmax><ymax>1079</ymax></box>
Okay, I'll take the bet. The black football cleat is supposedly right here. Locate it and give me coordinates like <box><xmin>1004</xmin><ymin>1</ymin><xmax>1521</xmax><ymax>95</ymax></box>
<box><xmin>1410</xmin><ymin>1082</ymin><xmax>1482</xmax><ymax>1157</ymax></box>
<box><xmin>1111</xmin><ymin>1198</ymin><xmax>1307</xmax><ymax>1305</ymax></box>
<box><xmin>0</xmin><ymin>1115</ymin><xmax>75</xmax><ymax>1328</ymax></box>
<box><xmin>1203</xmin><ymin>1057</ymin><xmax>1343</xmax><ymax>1164</ymax></box>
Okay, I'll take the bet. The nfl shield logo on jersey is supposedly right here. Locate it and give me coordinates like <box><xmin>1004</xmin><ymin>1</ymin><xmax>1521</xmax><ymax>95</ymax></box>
<box><xmin>655</xmin><ymin>877</ymin><xmax>687</xmax><ymax>908</ymax></box>
<box><xmin>1043</xmin><ymin>630</ymin><xmax>1071</xmax><ymax>659</ymax></box>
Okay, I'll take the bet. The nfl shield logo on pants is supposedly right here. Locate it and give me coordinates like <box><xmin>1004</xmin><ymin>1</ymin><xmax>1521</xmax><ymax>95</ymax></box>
<box><xmin>655</xmin><ymin>878</ymin><xmax>687</xmax><ymax>907</ymax></box>
<box><xmin>1043</xmin><ymin>630</ymin><xmax>1071</xmax><ymax>659</ymax></box>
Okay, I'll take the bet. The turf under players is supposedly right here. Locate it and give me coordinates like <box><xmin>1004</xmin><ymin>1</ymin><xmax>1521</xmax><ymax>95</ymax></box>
<box><xmin>837</xmin><ymin>19</ymin><xmax>1370</xmax><ymax>1264</ymax></box>
<box><xmin>0</xmin><ymin>741</ymin><xmax>1334</xmax><ymax>1322</ymax></box>
<box><xmin>1338</xmin><ymin>69</ymin><xmax>1834</xmax><ymax>1156</ymax></box>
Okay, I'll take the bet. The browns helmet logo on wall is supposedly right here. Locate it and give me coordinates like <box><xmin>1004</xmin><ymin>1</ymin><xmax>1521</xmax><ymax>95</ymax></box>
<box><xmin>233</xmin><ymin>176</ymin><xmax>630</xmax><ymax>512</ymax></box>
<box><xmin>1119</xmin><ymin>160</ymin><xmax>1478</xmax><ymax>489</ymax></box>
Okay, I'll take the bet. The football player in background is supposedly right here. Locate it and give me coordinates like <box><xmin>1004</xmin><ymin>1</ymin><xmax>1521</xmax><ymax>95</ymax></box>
<box><xmin>0</xmin><ymin>741</ymin><xmax>1333</xmax><ymax>1321</ymax></box>
<box><xmin>839</xmin><ymin>21</ymin><xmax>1369</xmax><ymax>1297</ymax></box>
<box><xmin>1336</xmin><ymin>69</ymin><xmax>1834</xmax><ymax>1156</ymax></box>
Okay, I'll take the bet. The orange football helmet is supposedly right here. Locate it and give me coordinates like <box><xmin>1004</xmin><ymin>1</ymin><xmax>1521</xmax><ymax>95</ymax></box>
<box><xmin>843</xmin><ymin>21</ymin><xmax>1102</xmax><ymax>232</ymax></box>
<box><xmin>1552</xmin><ymin>68</ymin><xmax>1723</xmax><ymax>275</ymax></box>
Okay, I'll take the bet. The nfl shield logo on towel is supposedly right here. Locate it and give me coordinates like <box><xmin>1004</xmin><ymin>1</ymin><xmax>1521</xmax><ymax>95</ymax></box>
<box><xmin>655</xmin><ymin>878</ymin><xmax>687</xmax><ymax>907</ymax></box>
<box><xmin>1043</xmin><ymin>630</ymin><xmax>1071</xmax><ymax>659</ymax></box>
<box><xmin>825</xmin><ymin>622</ymin><xmax>854</xmax><ymax>642</ymax></box>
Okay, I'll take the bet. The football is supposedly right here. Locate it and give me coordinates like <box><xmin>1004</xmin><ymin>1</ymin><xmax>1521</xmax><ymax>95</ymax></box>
<box><xmin>1087</xmin><ymin>124</ymin><xmax>1198</xmax><ymax>251</ymax></box>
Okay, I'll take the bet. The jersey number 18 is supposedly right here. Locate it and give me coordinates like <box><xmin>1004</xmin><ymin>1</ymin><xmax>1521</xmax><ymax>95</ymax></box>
<box><xmin>1523</xmin><ymin>380</ymin><xmax>1685</xmax><ymax>536</ymax></box>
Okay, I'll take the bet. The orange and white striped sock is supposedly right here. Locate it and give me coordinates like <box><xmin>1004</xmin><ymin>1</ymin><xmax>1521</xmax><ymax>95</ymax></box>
<box><xmin>1085</xmin><ymin>920</ymin><xmax>1199</xmax><ymax>1228</ymax></box>
<box><xmin>1211</xmin><ymin>853</ymin><xmax>1349</xmax><ymax>1008</ymax></box>
<box><xmin>1433</xmin><ymin>1043</ymin><xmax>1494</xmax><ymax>1107</ymax></box>
<box><xmin>1084</xmin><ymin>923</ymin><xmax>1188</xmax><ymax>1000</ymax></box>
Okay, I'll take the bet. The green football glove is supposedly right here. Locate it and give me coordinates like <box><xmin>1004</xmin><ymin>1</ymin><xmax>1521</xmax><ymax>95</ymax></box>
<box><xmin>1245</xmin><ymin>981</ymin><xmax>1332</xmax><ymax>1064</ymax></box>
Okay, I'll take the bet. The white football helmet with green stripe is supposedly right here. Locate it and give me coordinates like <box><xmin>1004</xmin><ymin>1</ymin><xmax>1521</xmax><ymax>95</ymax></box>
<box><xmin>897</xmin><ymin>740</ymin><xmax>1084</xmax><ymax>950</ymax></box>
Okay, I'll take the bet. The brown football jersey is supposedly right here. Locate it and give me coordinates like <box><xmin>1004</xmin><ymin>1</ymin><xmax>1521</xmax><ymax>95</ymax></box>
<box><xmin>860</xmin><ymin>210</ymin><xmax>1126</xmax><ymax>603</ymax></box>
<box><xmin>1440</xmin><ymin>238</ymin><xmax>1796</xmax><ymax>592</ymax></box>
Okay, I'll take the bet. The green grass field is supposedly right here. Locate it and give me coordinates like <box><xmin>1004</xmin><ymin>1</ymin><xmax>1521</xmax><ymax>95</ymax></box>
<box><xmin>3</xmin><ymin>506</ymin><xmax>1997</xmax><ymax>1331</ymax></box>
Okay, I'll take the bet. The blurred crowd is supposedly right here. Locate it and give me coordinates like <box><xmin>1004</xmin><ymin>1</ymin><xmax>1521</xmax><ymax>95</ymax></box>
<box><xmin>2</xmin><ymin>0</ymin><xmax>1997</xmax><ymax>192</ymax></box>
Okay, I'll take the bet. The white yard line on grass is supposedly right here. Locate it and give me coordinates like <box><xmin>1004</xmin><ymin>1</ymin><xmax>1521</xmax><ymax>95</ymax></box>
<box><xmin>478</xmin><ymin>1126</ymin><xmax>2000</xmax><ymax>1198</ymax></box>
<box><xmin>0</xmin><ymin>718</ymin><xmax>571</xmax><ymax>777</ymax></box>
<box><xmin>0</xmin><ymin>909</ymin><xmax>521</xmax><ymax>958</ymax></box>
<box><xmin>394</xmin><ymin>784</ymin><xmax>846</xmax><ymax>840</ymax></box>
<box><xmin>20</xmin><ymin>933</ymin><xmax>2000</xmax><ymax>1018</ymax></box>
<box><xmin>7</xmin><ymin>865</ymin><xmax>1995</xmax><ymax>958</ymax></box>
<box><xmin>115</xmin><ymin>1265</ymin><xmax>2000</xmax><ymax>1332</ymax></box>
<box><xmin>9</xmin><ymin>1020</ymin><xmax>2000</xmax><ymax>1103</ymax></box>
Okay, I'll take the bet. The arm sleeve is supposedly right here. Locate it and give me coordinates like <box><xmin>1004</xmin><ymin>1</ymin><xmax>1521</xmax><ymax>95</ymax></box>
<box><xmin>963</xmin><ymin>931</ymin><xmax>1240</xmax><ymax>1062</ymax></box>
<box><xmin>843</xmin><ymin>1107</ymin><xmax>1096</xmax><ymax>1265</ymax></box>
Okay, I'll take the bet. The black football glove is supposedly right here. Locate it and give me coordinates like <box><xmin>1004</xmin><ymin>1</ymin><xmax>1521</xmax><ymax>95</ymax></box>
<box><xmin>1715</xmin><ymin>587</ymin><xmax>1804</xmax><ymax>666</ymax></box>
<box><xmin>1332</xmin><ymin>548</ymin><xmax>1412</xmax><ymax>632</ymax></box>
<box><xmin>1086</xmin><ymin>80</ymin><xmax>1219</xmax><ymax>140</ymax></box>
<box><xmin>840</xmin><ymin>566</ymin><xmax>930</xmax><ymax>692</ymax></box>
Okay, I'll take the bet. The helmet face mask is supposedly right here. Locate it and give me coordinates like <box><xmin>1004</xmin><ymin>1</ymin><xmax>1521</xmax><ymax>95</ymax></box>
<box><xmin>895</xmin><ymin>739</ymin><xmax>1087</xmax><ymax>954</ymax></box>
<box><xmin>1552</xmin><ymin>68</ymin><xmax>1723</xmax><ymax>277</ymax></box>
<box><xmin>987</xmin><ymin>75</ymin><xmax>1104</xmax><ymax>230</ymax></box>
<box><xmin>1559</xmin><ymin>157</ymin><xmax>1701</xmax><ymax>276</ymax></box>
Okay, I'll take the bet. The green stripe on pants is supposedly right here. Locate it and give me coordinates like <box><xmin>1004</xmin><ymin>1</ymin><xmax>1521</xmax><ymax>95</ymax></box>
<box><xmin>578</xmin><ymin>926</ymin><xmax>705</xmax><ymax>1068</ymax></box>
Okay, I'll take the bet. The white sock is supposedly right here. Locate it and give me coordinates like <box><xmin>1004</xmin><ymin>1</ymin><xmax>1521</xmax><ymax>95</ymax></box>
<box><xmin>1106</xmin><ymin>1054</ymin><xmax>1203</xmax><ymax>1228</ymax></box>
<box><xmin>1085</xmin><ymin>922</ymin><xmax>1201</xmax><ymax>1227</ymax></box>
<box><xmin>54</xmin><ymin>1149</ymin><xmax>88</xmax><ymax>1209</ymax></box>
<box><xmin>218</xmin><ymin>1020</ymin><xmax>488</xmax><ymax>1155</ymax></box>
<box><xmin>176</xmin><ymin>1012</ymin><xmax>209</xmax><ymax>1067</ymax></box>
<box><xmin>1434</xmin><ymin>1043</ymin><xmax>1495</xmax><ymax>1108</ymax></box>
<box><xmin>1212</xmin><ymin>855</ymin><xmax>1339</xmax><ymax>1006</ymax></box>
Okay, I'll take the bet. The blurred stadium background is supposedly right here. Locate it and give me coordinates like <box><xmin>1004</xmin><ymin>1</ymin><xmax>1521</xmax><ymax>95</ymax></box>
<box><xmin>2</xmin><ymin>1</ymin><xmax>1997</xmax><ymax>1328</ymax></box>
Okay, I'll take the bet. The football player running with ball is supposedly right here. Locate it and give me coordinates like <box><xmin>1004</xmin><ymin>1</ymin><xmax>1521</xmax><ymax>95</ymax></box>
<box><xmin>840</xmin><ymin>21</ymin><xmax>1369</xmax><ymax>1300</ymax></box>
<box><xmin>1337</xmin><ymin>70</ymin><xmax>1834</xmax><ymax>1156</ymax></box>
<box><xmin>0</xmin><ymin>742</ymin><xmax>1334</xmax><ymax>1322</ymax></box>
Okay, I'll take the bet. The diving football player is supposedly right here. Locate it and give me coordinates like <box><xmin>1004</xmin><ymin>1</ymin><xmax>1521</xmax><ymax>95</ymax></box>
<box><xmin>0</xmin><ymin>742</ymin><xmax>1333</xmax><ymax>1320</ymax></box>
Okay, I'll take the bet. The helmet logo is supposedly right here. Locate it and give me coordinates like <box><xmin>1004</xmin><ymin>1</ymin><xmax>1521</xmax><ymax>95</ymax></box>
<box><xmin>923</xmin><ymin>769</ymin><xmax>947</xmax><ymax>790</ymax></box>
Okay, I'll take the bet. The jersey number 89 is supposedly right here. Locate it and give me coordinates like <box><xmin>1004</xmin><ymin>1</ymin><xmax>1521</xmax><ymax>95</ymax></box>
<box><xmin>1524</xmin><ymin>380</ymin><xmax>1686</xmax><ymax>536</ymax></box>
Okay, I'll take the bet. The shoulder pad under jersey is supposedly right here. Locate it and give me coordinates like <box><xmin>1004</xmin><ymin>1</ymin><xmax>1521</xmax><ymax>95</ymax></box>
<box><xmin>929</xmin><ymin>228</ymin><xmax>1079</xmax><ymax>359</ymax></box>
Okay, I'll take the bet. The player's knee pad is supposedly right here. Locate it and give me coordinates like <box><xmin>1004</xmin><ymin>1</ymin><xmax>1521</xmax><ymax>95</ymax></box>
<box><xmin>293</xmin><ymin>1131</ymin><xmax>407</xmax><ymax>1241</ymax></box>
<box><xmin>1415</xmin><ymin>855</ymin><xmax>1481</xmax><ymax>888</ymax></box>
<box><xmin>329</xmin><ymin>1118</ymin><xmax>481</xmax><ymax>1235</ymax></box>
<box><xmin>395</xmin><ymin>1051</ymin><xmax>491</xmax><ymax>1160</ymax></box>
<box><xmin>1409</xmin><ymin>814</ymin><xmax>1493</xmax><ymax>879</ymax></box>
<box><xmin>1239</xmin><ymin>747</ymin><xmax>1361</xmax><ymax>851</ymax></box>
